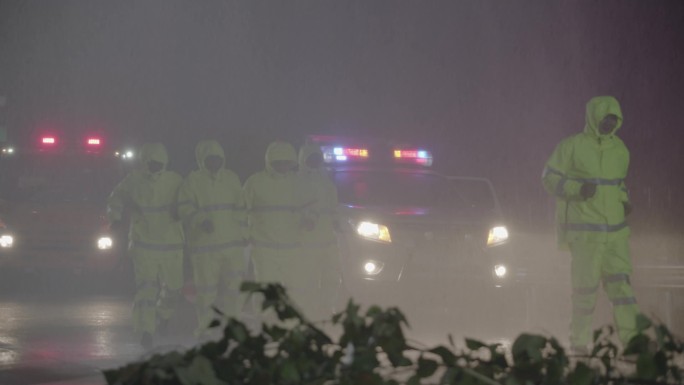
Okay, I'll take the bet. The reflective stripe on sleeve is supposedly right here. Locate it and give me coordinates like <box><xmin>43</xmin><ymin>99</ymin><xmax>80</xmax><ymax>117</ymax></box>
<box><xmin>563</xmin><ymin>222</ymin><xmax>627</xmax><ymax>233</ymax></box>
<box><xmin>574</xmin><ymin>177</ymin><xmax>623</xmax><ymax>186</ymax></box>
<box><xmin>133</xmin><ymin>241</ymin><xmax>184</xmax><ymax>252</ymax></box>
<box><xmin>555</xmin><ymin>178</ymin><xmax>567</xmax><ymax>197</ymax></box>
<box><xmin>603</xmin><ymin>273</ymin><xmax>631</xmax><ymax>284</ymax></box>
<box><xmin>191</xmin><ymin>240</ymin><xmax>246</xmax><ymax>254</ymax></box>
<box><xmin>250</xmin><ymin>205</ymin><xmax>299</xmax><ymax>213</ymax></box>
<box><xmin>251</xmin><ymin>240</ymin><xmax>300</xmax><ymax>250</ymax></box>
<box><xmin>201</xmin><ymin>203</ymin><xmax>238</xmax><ymax>212</ymax></box>
<box><xmin>543</xmin><ymin>166</ymin><xmax>564</xmax><ymax>178</ymax></box>
<box><xmin>611</xmin><ymin>297</ymin><xmax>637</xmax><ymax>306</ymax></box>
<box><xmin>139</xmin><ymin>204</ymin><xmax>173</xmax><ymax>214</ymax></box>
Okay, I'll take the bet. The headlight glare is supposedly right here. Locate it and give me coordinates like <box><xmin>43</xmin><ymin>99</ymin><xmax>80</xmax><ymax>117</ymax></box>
<box><xmin>494</xmin><ymin>264</ymin><xmax>507</xmax><ymax>278</ymax></box>
<box><xmin>0</xmin><ymin>234</ymin><xmax>14</xmax><ymax>248</ymax></box>
<box><xmin>356</xmin><ymin>221</ymin><xmax>391</xmax><ymax>243</ymax></box>
<box><xmin>487</xmin><ymin>226</ymin><xmax>509</xmax><ymax>246</ymax></box>
<box><xmin>97</xmin><ymin>236</ymin><xmax>113</xmax><ymax>250</ymax></box>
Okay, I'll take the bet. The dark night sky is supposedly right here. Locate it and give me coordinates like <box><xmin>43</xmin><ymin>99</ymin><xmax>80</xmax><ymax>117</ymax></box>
<box><xmin>1</xmin><ymin>0</ymin><xmax>683</xmax><ymax>230</ymax></box>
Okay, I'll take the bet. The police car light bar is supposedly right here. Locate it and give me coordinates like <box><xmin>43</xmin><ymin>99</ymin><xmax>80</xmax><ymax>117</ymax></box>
<box><xmin>393</xmin><ymin>149</ymin><xmax>433</xmax><ymax>166</ymax></box>
<box><xmin>323</xmin><ymin>146</ymin><xmax>369</xmax><ymax>163</ymax></box>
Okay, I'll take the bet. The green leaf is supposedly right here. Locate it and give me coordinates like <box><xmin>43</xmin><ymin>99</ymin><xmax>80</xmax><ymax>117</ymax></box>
<box><xmin>174</xmin><ymin>355</ymin><xmax>227</xmax><ymax>385</ymax></box>
<box><xmin>511</xmin><ymin>334</ymin><xmax>546</xmax><ymax>364</ymax></box>
<box><xmin>417</xmin><ymin>357</ymin><xmax>439</xmax><ymax>378</ymax></box>
<box><xmin>635</xmin><ymin>313</ymin><xmax>652</xmax><ymax>332</ymax></box>
<box><xmin>465</xmin><ymin>338</ymin><xmax>487</xmax><ymax>351</ymax></box>
<box><xmin>567</xmin><ymin>362</ymin><xmax>595</xmax><ymax>385</ymax></box>
<box><xmin>636</xmin><ymin>353</ymin><xmax>659</xmax><ymax>380</ymax></box>
<box><xmin>281</xmin><ymin>361</ymin><xmax>301</xmax><ymax>383</ymax></box>
<box><xmin>623</xmin><ymin>334</ymin><xmax>650</xmax><ymax>356</ymax></box>
<box><xmin>429</xmin><ymin>346</ymin><xmax>456</xmax><ymax>366</ymax></box>
<box><xmin>407</xmin><ymin>374</ymin><xmax>421</xmax><ymax>385</ymax></box>
<box><xmin>208</xmin><ymin>319</ymin><xmax>221</xmax><ymax>328</ymax></box>
<box><xmin>211</xmin><ymin>306</ymin><xmax>225</xmax><ymax>316</ymax></box>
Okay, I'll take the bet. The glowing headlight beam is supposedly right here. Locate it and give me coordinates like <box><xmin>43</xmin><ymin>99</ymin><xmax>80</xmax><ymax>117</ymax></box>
<box><xmin>487</xmin><ymin>226</ymin><xmax>509</xmax><ymax>246</ymax></box>
<box><xmin>0</xmin><ymin>235</ymin><xmax>14</xmax><ymax>248</ymax></box>
<box><xmin>97</xmin><ymin>236</ymin><xmax>113</xmax><ymax>250</ymax></box>
<box><xmin>356</xmin><ymin>221</ymin><xmax>392</xmax><ymax>243</ymax></box>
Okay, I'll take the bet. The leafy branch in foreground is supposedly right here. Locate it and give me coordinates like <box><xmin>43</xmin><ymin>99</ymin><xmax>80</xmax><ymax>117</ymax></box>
<box><xmin>104</xmin><ymin>282</ymin><xmax>684</xmax><ymax>385</ymax></box>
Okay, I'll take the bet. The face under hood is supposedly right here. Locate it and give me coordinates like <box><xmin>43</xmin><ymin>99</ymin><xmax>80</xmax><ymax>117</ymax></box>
<box><xmin>195</xmin><ymin>140</ymin><xmax>225</xmax><ymax>172</ymax></box>
<box><xmin>139</xmin><ymin>143</ymin><xmax>168</xmax><ymax>176</ymax></box>
<box><xmin>584</xmin><ymin>96</ymin><xmax>623</xmax><ymax>137</ymax></box>
<box><xmin>298</xmin><ymin>143</ymin><xmax>323</xmax><ymax>173</ymax></box>
<box><xmin>265</xmin><ymin>141</ymin><xmax>297</xmax><ymax>173</ymax></box>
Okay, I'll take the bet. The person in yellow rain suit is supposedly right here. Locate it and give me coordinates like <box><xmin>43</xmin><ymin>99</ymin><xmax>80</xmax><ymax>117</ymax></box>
<box><xmin>243</xmin><ymin>141</ymin><xmax>312</xmax><ymax>310</ymax></box>
<box><xmin>107</xmin><ymin>143</ymin><xmax>184</xmax><ymax>349</ymax></box>
<box><xmin>177</xmin><ymin>140</ymin><xmax>247</xmax><ymax>336</ymax></box>
<box><xmin>297</xmin><ymin>143</ymin><xmax>340</xmax><ymax>319</ymax></box>
<box><xmin>542</xmin><ymin>96</ymin><xmax>640</xmax><ymax>351</ymax></box>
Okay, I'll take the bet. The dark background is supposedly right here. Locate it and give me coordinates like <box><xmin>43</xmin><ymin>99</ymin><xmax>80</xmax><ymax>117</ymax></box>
<box><xmin>1</xmin><ymin>0</ymin><xmax>683</xmax><ymax>232</ymax></box>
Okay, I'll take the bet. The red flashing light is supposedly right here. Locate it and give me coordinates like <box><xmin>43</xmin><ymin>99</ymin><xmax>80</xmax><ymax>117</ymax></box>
<box><xmin>42</xmin><ymin>137</ymin><xmax>56</xmax><ymax>145</ymax></box>
<box><xmin>325</xmin><ymin>147</ymin><xmax>369</xmax><ymax>162</ymax></box>
<box><xmin>393</xmin><ymin>149</ymin><xmax>433</xmax><ymax>166</ymax></box>
<box><xmin>87</xmin><ymin>138</ymin><xmax>102</xmax><ymax>146</ymax></box>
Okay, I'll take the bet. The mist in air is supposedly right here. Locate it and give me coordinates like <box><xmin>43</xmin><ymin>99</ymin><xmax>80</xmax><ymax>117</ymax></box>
<box><xmin>1</xmin><ymin>0</ymin><xmax>683</xmax><ymax>348</ymax></box>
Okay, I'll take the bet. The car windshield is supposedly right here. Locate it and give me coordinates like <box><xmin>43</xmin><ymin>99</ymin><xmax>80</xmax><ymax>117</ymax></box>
<box><xmin>0</xmin><ymin>154</ymin><xmax>120</xmax><ymax>204</ymax></box>
<box><xmin>333</xmin><ymin>170</ymin><xmax>497</xmax><ymax>211</ymax></box>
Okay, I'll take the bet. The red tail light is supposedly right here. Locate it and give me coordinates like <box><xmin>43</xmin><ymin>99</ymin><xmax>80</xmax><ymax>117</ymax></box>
<box><xmin>42</xmin><ymin>137</ymin><xmax>56</xmax><ymax>145</ymax></box>
<box><xmin>87</xmin><ymin>138</ymin><xmax>101</xmax><ymax>146</ymax></box>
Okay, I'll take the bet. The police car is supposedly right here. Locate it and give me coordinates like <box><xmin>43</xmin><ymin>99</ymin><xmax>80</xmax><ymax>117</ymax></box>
<box><xmin>0</xmin><ymin>132</ymin><xmax>125</xmax><ymax>275</ymax></box>
<box><xmin>307</xmin><ymin>136</ymin><xmax>524</xmax><ymax>300</ymax></box>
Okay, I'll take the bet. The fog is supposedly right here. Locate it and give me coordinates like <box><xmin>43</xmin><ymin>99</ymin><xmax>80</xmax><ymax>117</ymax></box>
<box><xmin>1</xmin><ymin>0</ymin><xmax>683</xmax><ymax>376</ymax></box>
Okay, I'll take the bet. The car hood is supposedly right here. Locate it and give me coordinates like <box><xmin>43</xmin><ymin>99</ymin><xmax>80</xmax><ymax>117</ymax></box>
<box><xmin>340</xmin><ymin>204</ymin><xmax>501</xmax><ymax>227</ymax></box>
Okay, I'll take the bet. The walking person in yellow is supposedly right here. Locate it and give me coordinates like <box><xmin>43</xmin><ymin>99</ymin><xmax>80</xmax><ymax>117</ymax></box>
<box><xmin>107</xmin><ymin>143</ymin><xmax>185</xmax><ymax>349</ymax></box>
<box><xmin>297</xmin><ymin>143</ymin><xmax>340</xmax><ymax>319</ymax></box>
<box><xmin>243</xmin><ymin>141</ymin><xmax>313</xmax><ymax>310</ymax></box>
<box><xmin>542</xmin><ymin>96</ymin><xmax>640</xmax><ymax>352</ymax></box>
<box><xmin>177</xmin><ymin>140</ymin><xmax>247</xmax><ymax>337</ymax></box>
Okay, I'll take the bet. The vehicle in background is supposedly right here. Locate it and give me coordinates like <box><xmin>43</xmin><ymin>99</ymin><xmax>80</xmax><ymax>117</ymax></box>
<box><xmin>0</xmin><ymin>132</ymin><xmax>126</xmax><ymax>276</ymax></box>
<box><xmin>306</xmin><ymin>135</ymin><xmax>526</xmax><ymax>302</ymax></box>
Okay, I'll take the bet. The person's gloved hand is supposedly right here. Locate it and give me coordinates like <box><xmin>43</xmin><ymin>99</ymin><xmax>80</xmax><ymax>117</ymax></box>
<box><xmin>580</xmin><ymin>183</ymin><xmax>597</xmax><ymax>200</ymax></box>
<box><xmin>623</xmin><ymin>202</ymin><xmax>633</xmax><ymax>217</ymax></box>
<box><xmin>199</xmin><ymin>219</ymin><xmax>215</xmax><ymax>234</ymax></box>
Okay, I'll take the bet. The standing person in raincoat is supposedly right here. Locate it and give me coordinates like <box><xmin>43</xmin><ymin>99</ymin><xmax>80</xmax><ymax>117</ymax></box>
<box><xmin>297</xmin><ymin>143</ymin><xmax>340</xmax><ymax>319</ymax></box>
<box><xmin>107</xmin><ymin>143</ymin><xmax>184</xmax><ymax>349</ymax></box>
<box><xmin>542</xmin><ymin>96</ymin><xmax>640</xmax><ymax>352</ymax></box>
<box><xmin>177</xmin><ymin>140</ymin><xmax>247</xmax><ymax>337</ymax></box>
<box><xmin>243</xmin><ymin>141</ymin><xmax>312</xmax><ymax>309</ymax></box>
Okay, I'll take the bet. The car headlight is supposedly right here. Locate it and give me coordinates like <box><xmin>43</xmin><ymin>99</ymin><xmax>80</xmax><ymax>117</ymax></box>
<box><xmin>0</xmin><ymin>234</ymin><xmax>14</xmax><ymax>248</ymax></box>
<box><xmin>356</xmin><ymin>221</ymin><xmax>392</xmax><ymax>243</ymax></box>
<box><xmin>97</xmin><ymin>236</ymin><xmax>113</xmax><ymax>250</ymax></box>
<box><xmin>487</xmin><ymin>226</ymin><xmax>509</xmax><ymax>246</ymax></box>
<box><xmin>363</xmin><ymin>260</ymin><xmax>384</xmax><ymax>275</ymax></box>
<box><xmin>494</xmin><ymin>264</ymin><xmax>507</xmax><ymax>278</ymax></box>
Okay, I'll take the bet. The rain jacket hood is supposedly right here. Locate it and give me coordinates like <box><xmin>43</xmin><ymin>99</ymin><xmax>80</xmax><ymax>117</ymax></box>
<box><xmin>298</xmin><ymin>143</ymin><xmax>324</xmax><ymax>173</ymax></box>
<box><xmin>584</xmin><ymin>96</ymin><xmax>623</xmax><ymax>138</ymax></box>
<box><xmin>195</xmin><ymin>140</ymin><xmax>225</xmax><ymax>174</ymax></box>
<box><xmin>140</xmin><ymin>143</ymin><xmax>169</xmax><ymax>177</ymax></box>
<box><xmin>265</xmin><ymin>141</ymin><xmax>298</xmax><ymax>174</ymax></box>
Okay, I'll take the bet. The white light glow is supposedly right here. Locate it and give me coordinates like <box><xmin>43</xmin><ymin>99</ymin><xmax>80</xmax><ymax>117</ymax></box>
<box><xmin>97</xmin><ymin>237</ymin><xmax>113</xmax><ymax>250</ymax></box>
<box><xmin>0</xmin><ymin>235</ymin><xmax>14</xmax><ymax>248</ymax></box>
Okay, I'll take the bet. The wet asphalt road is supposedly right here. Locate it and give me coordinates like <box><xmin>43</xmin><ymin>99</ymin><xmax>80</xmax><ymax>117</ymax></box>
<box><xmin>1</xmin><ymin>235</ymin><xmax>682</xmax><ymax>385</ymax></box>
<box><xmin>0</xmin><ymin>270</ymin><xmax>201</xmax><ymax>385</ymax></box>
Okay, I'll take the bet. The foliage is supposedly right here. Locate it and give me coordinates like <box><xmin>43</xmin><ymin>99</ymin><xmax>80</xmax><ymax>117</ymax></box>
<box><xmin>104</xmin><ymin>282</ymin><xmax>684</xmax><ymax>385</ymax></box>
